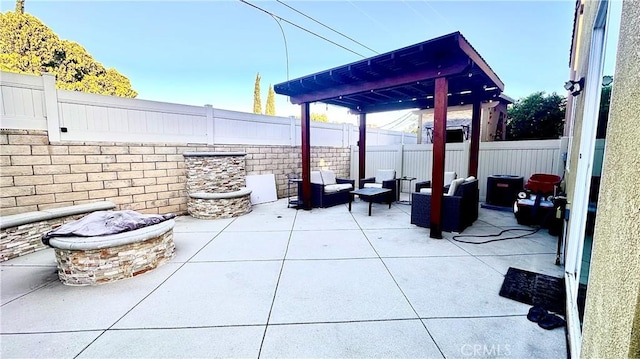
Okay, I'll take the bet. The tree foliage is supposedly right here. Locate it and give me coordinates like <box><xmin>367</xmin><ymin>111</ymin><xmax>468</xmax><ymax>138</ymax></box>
<box><xmin>253</xmin><ymin>73</ymin><xmax>262</xmax><ymax>114</ymax></box>
<box><xmin>311</xmin><ymin>113</ymin><xmax>328</xmax><ymax>123</ymax></box>
<box><xmin>265</xmin><ymin>84</ymin><xmax>276</xmax><ymax>115</ymax></box>
<box><xmin>506</xmin><ymin>92</ymin><xmax>566</xmax><ymax>140</ymax></box>
<box><xmin>0</xmin><ymin>10</ymin><xmax>137</xmax><ymax>98</ymax></box>
<box><xmin>15</xmin><ymin>0</ymin><xmax>24</xmax><ymax>14</ymax></box>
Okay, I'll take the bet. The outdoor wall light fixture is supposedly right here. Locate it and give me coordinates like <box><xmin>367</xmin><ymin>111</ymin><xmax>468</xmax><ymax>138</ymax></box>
<box><xmin>564</xmin><ymin>77</ymin><xmax>585</xmax><ymax>96</ymax></box>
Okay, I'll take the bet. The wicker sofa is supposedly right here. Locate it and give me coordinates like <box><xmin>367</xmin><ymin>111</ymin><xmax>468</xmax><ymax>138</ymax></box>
<box><xmin>299</xmin><ymin>170</ymin><xmax>355</xmax><ymax>208</ymax></box>
<box><xmin>410</xmin><ymin>177</ymin><xmax>479</xmax><ymax>232</ymax></box>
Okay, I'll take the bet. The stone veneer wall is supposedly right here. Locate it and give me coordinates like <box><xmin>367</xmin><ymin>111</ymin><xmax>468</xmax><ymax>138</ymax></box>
<box><xmin>0</xmin><ymin>129</ymin><xmax>351</xmax><ymax>216</ymax></box>
<box><xmin>184</xmin><ymin>153</ymin><xmax>251</xmax><ymax>219</ymax></box>
<box><xmin>54</xmin><ymin>228</ymin><xmax>175</xmax><ymax>286</ymax></box>
<box><xmin>187</xmin><ymin>195</ymin><xmax>252</xmax><ymax>219</ymax></box>
<box><xmin>184</xmin><ymin>153</ymin><xmax>246</xmax><ymax>193</ymax></box>
<box><xmin>0</xmin><ymin>213</ymin><xmax>87</xmax><ymax>262</ymax></box>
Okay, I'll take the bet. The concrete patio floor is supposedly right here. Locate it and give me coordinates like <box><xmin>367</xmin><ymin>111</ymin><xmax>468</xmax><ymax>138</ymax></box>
<box><xmin>1</xmin><ymin>196</ymin><xmax>568</xmax><ymax>358</ymax></box>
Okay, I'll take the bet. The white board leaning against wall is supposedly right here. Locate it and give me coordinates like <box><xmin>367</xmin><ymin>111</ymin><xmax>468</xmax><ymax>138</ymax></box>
<box><xmin>245</xmin><ymin>174</ymin><xmax>278</xmax><ymax>204</ymax></box>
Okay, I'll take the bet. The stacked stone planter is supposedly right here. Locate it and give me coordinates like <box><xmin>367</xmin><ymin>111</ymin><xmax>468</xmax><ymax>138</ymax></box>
<box><xmin>183</xmin><ymin>152</ymin><xmax>252</xmax><ymax>219</ymax></box>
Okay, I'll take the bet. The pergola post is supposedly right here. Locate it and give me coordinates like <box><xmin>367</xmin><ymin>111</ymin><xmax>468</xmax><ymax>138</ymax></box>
<box><xmin>301</xmin><ymin>103</ymin><xmax>311</xmax><ymax>210</ymax></box>
<box><xmin>430</xmin><ymin>77</ymin><xmax>448</xmax><ymax>239</ymax></box>
<box><xmin>468</xmin><ymin>99</ymin><xmax>482</xmax><ymax>177</ymax></box>
<box><xmin>358</xmin><ymin>113</ymin><xmax>367</xmax><ymax>182</ymax></box>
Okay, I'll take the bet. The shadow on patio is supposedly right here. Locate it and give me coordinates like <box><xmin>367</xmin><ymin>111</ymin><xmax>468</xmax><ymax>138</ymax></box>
<box><xmin>1</xmin><ymin>197</ymin><xmax>567</xmax><ymax>358</ymax></box>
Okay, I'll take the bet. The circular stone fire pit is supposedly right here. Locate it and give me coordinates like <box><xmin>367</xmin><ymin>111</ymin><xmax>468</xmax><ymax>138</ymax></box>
<box><xmin>47</xmin><ymin>219</ymin><xmax>175</xmax><ymax>286</ymax></box>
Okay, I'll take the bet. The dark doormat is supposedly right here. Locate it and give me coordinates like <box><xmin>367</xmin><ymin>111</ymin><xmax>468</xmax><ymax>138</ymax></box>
<box><xmin>499</xmin><ymin>267</ymin><xmax>566</xmax><ymax>314</ymax></box>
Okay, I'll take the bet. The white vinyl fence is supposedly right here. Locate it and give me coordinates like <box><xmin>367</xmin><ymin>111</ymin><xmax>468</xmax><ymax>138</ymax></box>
<box><xmin>2</xmin><ymin>71</ymin><xmax>571</xmax><ymax>200</ymax></box>
<box><xmin>351</xmin><ymin>138</ymin><xmax>569</xmax><ymax>199</ymax></box>
<box><xmin>0</xmin><ymin>71</ymin><xmax>417</xmax><ymax>146</ymax></box>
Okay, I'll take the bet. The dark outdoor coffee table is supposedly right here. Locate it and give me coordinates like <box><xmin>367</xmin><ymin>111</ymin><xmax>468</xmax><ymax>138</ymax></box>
<box><xmin>349</xmin><ymin>188</ymin><xmax>393</xmax><ymax>216</ymax></box>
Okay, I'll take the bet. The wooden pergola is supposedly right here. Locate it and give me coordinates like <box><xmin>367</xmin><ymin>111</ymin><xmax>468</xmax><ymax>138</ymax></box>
<box><xmin>274</xmin><ymin>32</ymin><xmax>504</xmax><ymax>239</ymax></box>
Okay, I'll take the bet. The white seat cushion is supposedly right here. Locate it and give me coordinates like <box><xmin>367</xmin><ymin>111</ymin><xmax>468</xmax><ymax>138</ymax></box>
<box><xmin>324</xmin><ymin>183</ymin><xmax>352</xmax><ymax>193</ymax></box>
<box><xmin>320</xmin><ymin>170</ymin><xmax>337</xmax><ymax>185</ymax></box>
<box><xmin>465</xmin><ymin>176</ymin><xmax>476</xmax><ymax>182</ymax></box>
<box><xmin>447</xmin><ymin>178</ymin><xmax>466</xmax><ymax>196</ymax></box>
<box><xmin>419</xmin><ymin>188</ymin><xmax>432</xmax><ymax>194</ymax></box>
<box><xmin>375</xmin><ymin>169</ymin><xmax>396</xmax><ymax>183</ymax></box>
<box><xmin>363</xmin><ymin>183</ymin><xmax>382</xmax><ymax>188</ymax></box>
<box><xmin>310</xmin><ymin>171</ymin><xmax>324</xmax><ymax>185</ymax></box>
<box><xmin>444</xmin><ymin>171</ymin><xmax>457</xmax><ymax>186</ymax></box>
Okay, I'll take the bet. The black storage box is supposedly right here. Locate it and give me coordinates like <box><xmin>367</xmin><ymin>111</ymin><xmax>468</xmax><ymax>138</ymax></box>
<box><xmin>515</xmin><ymin>198</ymin><xmax>555</xmax><ymax>227</ymax></box>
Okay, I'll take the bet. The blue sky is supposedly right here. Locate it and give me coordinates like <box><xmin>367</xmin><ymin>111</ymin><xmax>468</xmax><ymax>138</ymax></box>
<box><xmin>1</xmin><ymin>1</ymin><xmax>622</xmax><ymax>123</ymax></box>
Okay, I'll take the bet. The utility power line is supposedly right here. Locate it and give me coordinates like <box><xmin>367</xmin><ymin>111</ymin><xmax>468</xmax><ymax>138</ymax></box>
<box><xmin>238</xmin><ymin>0</ymin><xmax>367</xmax><ymax>58</ymax></box>
<box><xmin>346</xmin><ymin>0</ymin><xmax>394</xmax><ymax>35</ymax></box>
<box><xmin>275</xmin><ymin>0</ymin><xmax>378</xmax><ymax>55</ymax></box>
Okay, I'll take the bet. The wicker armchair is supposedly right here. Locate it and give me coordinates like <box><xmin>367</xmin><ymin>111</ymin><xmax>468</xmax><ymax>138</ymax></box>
<box><xmin>414</xmin><ymin>171</ymin><xmax>457</xmax><ymax>193</ymax></box>
<box><xmin>299</xmin><ymin>170</ymin><xmax>354</xmax><ymax>208</ymax></box>
<box><xmin>411</xmin><ymin>178</ymin><xmax>479</xmax><ymax>232</ymax></box>
<box><xmin>359</xmin><ymin>169</ymin><xmax>397</xmax><ymax>203</ymax></box>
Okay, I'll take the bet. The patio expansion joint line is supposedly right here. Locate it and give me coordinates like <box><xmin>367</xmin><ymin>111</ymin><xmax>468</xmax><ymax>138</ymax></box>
<box><xmin>0</xmin><ymin>263</ymin><xmax>58</xmax><ymax>268</ymax></box>
<box><xmin>71</xmin><ymin>217</ymin><xmax>239</xmax><ymax>359</ymax></box>
<box><xmin>284</xmin><ymin>256</ymin><xmax>381</xmax><ymax>262</ymax></box>
<box><xmin>256</xmin><ymin>208</ymin><xmax>298</xmax><ymax>358</ymax></box>
<box><xmin>473</xmin><ymin>251</ymin><xmax>557</xmax><ymax>257</ymax></box>
<box><xmin>0</xmin><ymin>328</ymin><xmax>109</xmax><ymax>336</ymax></box>
<box><xmin>266</xmin><ymin>317</ymin><xmax>424</xmax><ymax>327</ymax></box>
<box><xmin>354</xmin><ymin>214</ymin><xmax>447</xmax><ymax>359</ymax></box>
<box><xmin>378</xmin><ymin>254</ymin><xmax>473</xmax><ymax>259</ymax></box>
<box><xmin>1</xmin><ymin>276</ymin><xmax>59</xmax><ymax>308</ymax></box>
<box><xmin>418</xmin><ymin>313</ymin><xmax>528</xmax><ymax>321</ymax></box>
<box><xmin>94</xmin><ymin>323</ymin><xmax>267</xmax><ymax>332</ymax></box>
<box><xmin>187</xmin><ymin>258</ymin><xmax>284</xmax><ymax>264</ymax></box>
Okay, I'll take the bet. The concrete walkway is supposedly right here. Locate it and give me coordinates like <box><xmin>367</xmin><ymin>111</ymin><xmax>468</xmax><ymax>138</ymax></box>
<box><xmin>1</xmin><ymin>198</ymin><xmax>567</xmax><ymax>358</ymax></box>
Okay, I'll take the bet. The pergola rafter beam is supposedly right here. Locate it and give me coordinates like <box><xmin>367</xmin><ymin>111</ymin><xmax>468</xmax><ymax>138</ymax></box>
<box><xmin>287</xmin><ymin>60</ymin><xmax>470</xmax><ymax>105</ymax></box>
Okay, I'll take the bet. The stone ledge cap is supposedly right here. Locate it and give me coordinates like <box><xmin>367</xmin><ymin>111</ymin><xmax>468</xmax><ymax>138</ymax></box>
<box><xmin>189</xmin><ymin>188</ymin><xmax>252</xmax><ymax>199</ymax></box>
<box><xmin>0</xmin><ymin>201</ymin><xmax>117</xmax><ymax>230</ymax></box>
<box><xmin>182</xmin><ymin>152</ymin><xmax>246</xmax><ymax>157</ymax></box>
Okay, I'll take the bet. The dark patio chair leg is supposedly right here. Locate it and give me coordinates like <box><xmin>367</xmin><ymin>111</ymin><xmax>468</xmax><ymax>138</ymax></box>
<box><xmin>368</xmin><ymin>201</ymin><xmax>372</xmax><ymax>216</ymax></box>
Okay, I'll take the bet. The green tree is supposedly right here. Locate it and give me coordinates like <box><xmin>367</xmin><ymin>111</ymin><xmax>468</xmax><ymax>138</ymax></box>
<box><xmin>506</xmin><ymin>92</ymin><xmax>565</xmax><ymax>140</ymax></box>
<box><xmin>291</xmin><ymin>113</ymin><xmax>328</xmax><ymax>122</ymax></box>
<box><xmin>253</xmin><ymin>73</ymin><xmax>262</xmax><ymax>114</ymax></box>
<box><xmin>15</xmin><ymin>0</ymin><xmax>24</xmax><ymax>14</ymax></box>
<box><xmin>0</xmin><ymin>10</ymin><xmax>137</xmax><ymax>97</ymax></box>
<box><xmin>265</xmin><ymin>84</ymin><xmax>276</xmax><ymax>115</ymax></box>
<box><xmin>311</xmin><ymin>113</ymin><xmax>328</xmax><ymax>123</ymax></box>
